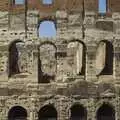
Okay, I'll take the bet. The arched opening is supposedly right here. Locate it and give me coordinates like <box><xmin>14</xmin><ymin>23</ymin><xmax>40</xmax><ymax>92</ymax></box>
<box><xmin>96</xmin><ymin>41</ymin><xmax>113</xmax><ymax>75</ymax></box>
<box><xmin>38</xmin><ymin>20</ymin><xmax>56</xmax><ymax>38</ymax></box>
<box><xmin>38</xmin><ymin>42</ymin><xmax>57</xmax><ymax>83</ymax></box>
<box><xmin>97</xmin><ymin>104</ymin><xmax>115</xmax><ymax>120</ymax></box>
<box><xmin>8</xmin><ymin>106</ymin><xmax>27</xmax><ymax>120</ymax></box>
<box><xmin>38</xmin><ymin>105</ymin><xmax>57</xmax><ymax>120</ymax></box>
<box><xmin>70</xmin><ymin>104</ymin><xmax>87</xmax><ymax>120</ymax></box>
<box><xmin>98</xmin><ymin>0</ymin><xmax>107</xmax><ymax>14</ymax></box>
<box><xmin>8</xmin><ymin>40</ymin><xmax>24</xmax><ymax>77</ymax></box>
<box><xmin>67</xmin><ymin>41</ymin><xmax>86</xmax><ymax>75</ymax></box>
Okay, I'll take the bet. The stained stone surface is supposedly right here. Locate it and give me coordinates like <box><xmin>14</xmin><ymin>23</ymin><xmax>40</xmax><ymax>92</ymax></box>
<box><xmin>0</xmin><ymin>0</ymin><xmax>120</xmax><ymax>120</ymax></box>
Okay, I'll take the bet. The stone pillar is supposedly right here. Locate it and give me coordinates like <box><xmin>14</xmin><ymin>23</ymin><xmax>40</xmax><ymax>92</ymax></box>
<box><xmin>56</xmin><ymin>10</ymin><xmax>68</xmax><ymax>37</ymax></box>
<box><xmin>0</xmin><ymin>99</ymin><xmax>7</xmax><ymax>120</ymax></box>
<box><xmin>29</xmin><ymin>111</ymin><xmax>38</xmax><ymax>120</ymax></box>
<box><xmin>1</xmin><ymin>116</ymin><xmax>7</xmax><ymax>120</ymax></box>
<box><xmin>115</xmin><ymin>97</ymin><xmax>120</xmax><ymax>120</ymax></box>
<box><xmin>87</xmin><ymin>99</ymin><xmax>96</xmax><ymax>120</ymax></box>
<box><xmin>0</xmin><ymin>50</ymin><xmax>9</xmax><ymax>82</ymax></box>
<box><xmin>56</xmin><ymin>97</ymin><xmax>70</xmax><ymax>120</ymax></box>
<box><xmin>114</xmin><ymin>39</ymin><xmax>120</xmax><ymax>83</ymax></box>
<box><xmin>28</xmin><ymin>95</ymin><xmax>39</xmax><ymax>120</ymax></box>
<box><xmin>30</xmin><ymin>43</ymin><xmax>39</xmax><ymax>83</ymax></box>
<box><xmin>30</xmin><ymin>111</ymin><xmax>34</xmax><ymax>120</ymax></box>
<box><xmin>86</xmin><ymin>44</ymin><xmax>97</xmax><ymax>82</ymax></box>
<box><xmin>1</xmin><ymin>110</ymin><xmax>7</xmax><ymax>120</ymax></box>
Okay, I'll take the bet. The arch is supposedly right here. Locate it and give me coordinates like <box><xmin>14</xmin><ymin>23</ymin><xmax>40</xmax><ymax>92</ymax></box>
<box><xmin>9</xmin><ymin>39</ymin><xmax>23</xmax><ymax>47</ymax></box>
<box><xmin>38</xmin><ymin>42</ymin><xmax>57</xmax><ymax>83</ymax></box>
<box><xmin>70</xmin><ymin>104</ymin><xmax>87</xmax><ymax>120</ymax></box>
<box><xmin>39</xmin><ymin>41</ymin><xmax>57</xmax><ymax>50</ymax></box>
<box><xmin>67</xmin><ymin>40</ymin><xmax>86</xmax><ymax>75</ymax></box>
<box><xmin>38</xmin><ymin>105</ymin><xmax>57</xmax><ymax>120</ymax></box>
<box><xmin>96</xmin><ymin>40</ymin><xmax>113</xmax><ymax>75</ymax></box>
<box><xmin>97</xmin><ymin>104</ymin><xmax>115</xmax><ymax>120</ymax></box>
<box><xmin>38</xmin><ymin>20</ymin><xmax>56</xmax><ymax>38</ymax></box>
<box><xmin>8</xmin><ymin>106</ymin><xmax>27</xmax><ymax>120</ymax></box>
<box><xmin>68</xmin><ymin>40</ymin><xmax>86</xmax><ymax>47</ymax></box>
<box><xmin>38</xmin><ymin>18</ymin><xmax>56</xmax><ymax>28</ymax></box>
<box><xmin>8</xmin><ymin>40</ymin><xmax>24</xmax><ymax>77</ymax></box>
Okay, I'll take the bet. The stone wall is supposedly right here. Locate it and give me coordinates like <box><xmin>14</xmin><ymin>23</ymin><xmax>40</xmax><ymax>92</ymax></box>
<box><xmin>0</xmin><ymin>0</ymin><xmax>120</xmax><ymax>120</ymax></box>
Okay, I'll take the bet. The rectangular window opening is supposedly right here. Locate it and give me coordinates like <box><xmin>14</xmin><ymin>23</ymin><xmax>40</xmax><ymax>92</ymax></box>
<box><xmin>14</xmin><ymin>0</ymin><xmax>25</xmax><ymax>5</ymax></box>
<box><xmin>42</xmin><ymin>0</ymin><xmax>53</xmax><ymax>5</ymax></box>
<box><xmin>98</xmin><ymin>0</ymin><xmax>107</xmax><ymax>14</ymax></box>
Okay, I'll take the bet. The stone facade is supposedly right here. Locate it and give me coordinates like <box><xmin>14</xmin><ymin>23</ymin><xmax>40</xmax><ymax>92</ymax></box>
<box><xmin>0</xmin><ymin>0</ymin><xmax>120</xmax><ymax>120</ymax></box>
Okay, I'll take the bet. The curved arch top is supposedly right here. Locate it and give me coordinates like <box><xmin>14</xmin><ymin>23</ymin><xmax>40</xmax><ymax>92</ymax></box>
<box><xmin>38</xmin><ymin>41</ymin><xmax>57</xmax><ymax>83</ymax></box>
<box><xmin>8</xmin><ymin>39</ymin><xmax>24</xmax><ymax>50</ymax></box>
<box><xmin>96</xmin><ymin>40</ymin><xmax>113</xmax><ymax>75</ymax></box>
<box><xmin>38</xmin><ymin>18</ymin><xmax>57</xmax><ymax>28</ymax></box>
<box><xmin>70</xmin><ymin>104</ymin><xmax>87</xmax><ymax>120</ymax></box>
<box><xmin>67</xmin><ymin>39</ymin><xmax>86</xmax><ymax>49</ymax></box>
<box><xmin>8</xmin><ymin>40</ymin><xmax>26</xmax><ymax>77</ymax></box>
<box><xmin>38</xmin><ymin>20</ymin><xmax>57</xmax><ymax>38</ymax></box>
<box><xmin>67</xmin><ymin>40</ymin><xmax>86</xmax><ymax>75</ymax></box>
<box><xmin>97</xmin><ymin>103</ymin><xmax>115</xmax><ymax>120</ymax></box>
<box><xmin>8</xmin><ymin>106</ymin><xmax>27</xmax><ymax>120</ymax></box>
<box><xmin>97</xmin><ymin>40</ymin><xmax>113</xmax><ymax>47</ymax></box>
<box><xmin>39</xmin><ymin>41</ymin><xmax>57</xmax><ymax>50</ymax></box>
<box><xmin>38</xmin><ymin>105</ymin><xmax>57</xmax><ymax>120</ymax></box>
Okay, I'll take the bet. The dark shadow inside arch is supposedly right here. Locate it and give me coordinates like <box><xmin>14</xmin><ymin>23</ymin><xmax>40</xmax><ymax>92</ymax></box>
<box><xmin>38</xmin><ymin>105</ymin><xmax>57</xmax><ymax>120</ymax></box>
<box><xmin>100</xmin><ymin>41</ymin><xmax>113</xmax><ymax>75</ymax></box>
<box><xmin>70</xmin><ymin>104</ymin><xmax>87</xmax><ymax>120</ymax></box>
<box><xmin>8</xmin><ymin>106</ymin><xmax>27</xmax><ymax>120</ymax></box>
<box><xmin>80</xmin><ymin>41</ymin><xmax>86</xmax><ymax>75</ymax></box>
<box><xmin>97</xmin><ymin>104</ymin><xmax>115</xmax><ymax>120</ymax></box>
<box><xmin>38</xmin><ymin>42</ymin><xmax>57</xmax><ymax>83</ymax></box>
<box><xmin>8</xmin><ymin>40</ymin><xmax>23</xmax><ymax>77</ymax></box>
<box><xmin>38</xmin><ymin>57</ymin><xmax>55</xmax><ymax>83</ymax></box>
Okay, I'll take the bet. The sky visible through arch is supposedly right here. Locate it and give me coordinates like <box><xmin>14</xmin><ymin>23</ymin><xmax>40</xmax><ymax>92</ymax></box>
<box><xmin>16</xmin><ymin>0</ymin><xmax>106</xmax><ymax>37</ymax></box>
<box><xmin>39</xmin><ymin>21</ymin><xmax>56</xmax><ymax>38</ymax></box>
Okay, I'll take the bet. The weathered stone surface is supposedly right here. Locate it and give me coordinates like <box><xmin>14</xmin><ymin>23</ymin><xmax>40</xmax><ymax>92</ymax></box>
<box><xmin>0</xmin><ymin>0</ymin><xmax>120</xmax><ymax>120</ymax></box>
